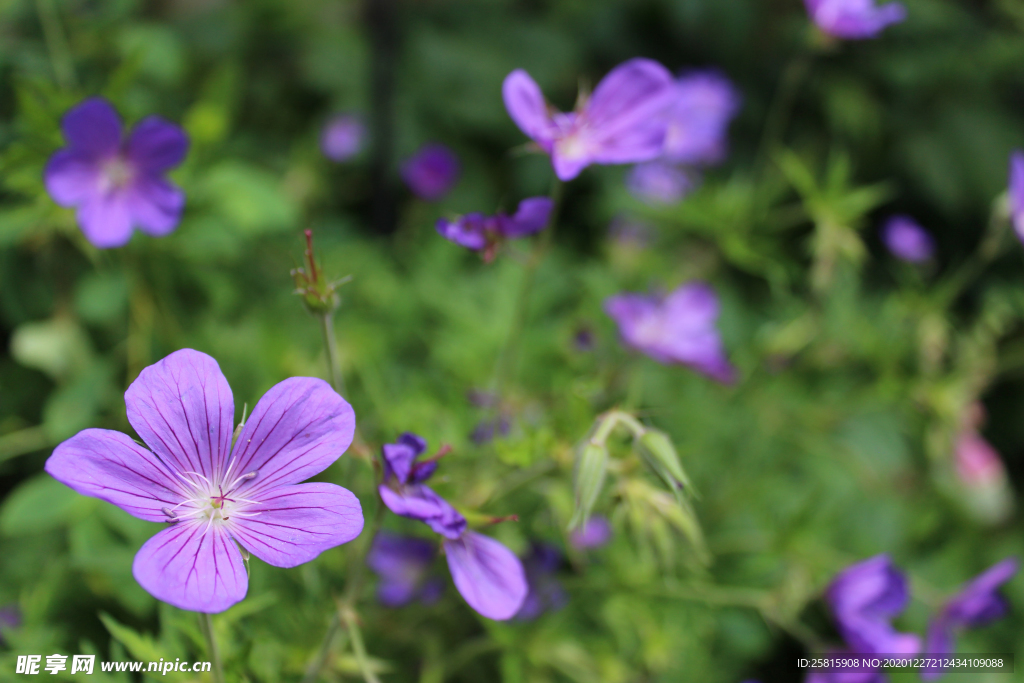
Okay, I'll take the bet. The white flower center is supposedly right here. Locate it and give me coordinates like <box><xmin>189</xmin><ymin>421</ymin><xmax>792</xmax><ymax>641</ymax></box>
<box><xmin>162</xmin><ymin>467</ymin><xmax>261</xmax><ymax>531</ymax></box>
<box><xmin>99</xmin><ymin>156</ymin><xmax>135</xmax><ymax>193</ymax></box>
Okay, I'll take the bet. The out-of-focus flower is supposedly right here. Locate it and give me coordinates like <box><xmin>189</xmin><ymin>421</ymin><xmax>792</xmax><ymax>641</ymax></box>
<box><xmin>569</xmin><ymin>515</ymin><xmax>612</xmax><ymax>550</ymax></box>
<box><xmin>401</xmin><ymin>144</ymin><xmax>460</xmax><ymax>201</ymax></box>
<box><xmin>605</xmin><ymin>282</ymin><xmax>736</xmax><ymax>383</ymax></box>
<box><xmin>44</xmin><ymin>97</ymin><xmax>189</xmax><ymax>248</ymax></box>
<box><xmin>470</xmin><ymin>415</ymin><xmax>511</xmax><ymax>445</ymax></box>
<box><xmin>321</xmin><ymin>114</ymin><xmax>365</xmax><ymax>162</ymax></box>
<box><xmin>0</xmin><ymin>605</ymin><xmax>21</xmax><ymax>645</ymax></box>
<box><xmin>436</xmin><ymin>197</ymin><xmax>553</xmax><ymax>261</ymax></box>
<box><xmin>366</xmin><ymin>532</ymin><xmax>444</xmax><ymax>606</ymax></box>
<box><xmin>954</xmin><ymin>403</ymin><xmax>1014</xmax><ymax>524</ymax></box>
<box><xmin>1008</xmin><ymin>151</ymin><xmax>1024</xmax><ymax>242</ymax></box>
<box><xmin>502</xmin><ymin>58</ymin><xmax>675</xmax><ymax>181</ymax></box>
<box><xmin>45</xmin><ymin>349</ymin><xmax>363</xmax><ymax>613</ymax></box>
<box><xmin>379</xmin><ymin>433</ymin><xmax>527</xmax><ymax>620</ymax></box>
<box><xmin>803</xmin><ymin>0</ymin><xmax>906</xmax><ymax>40</ymax></box>
<box><xmin>663</xmin><ymin>71</ymin><xmax>741</xmax><ymax>166</ymax></box>
<box><xmin>922</xmin><ymin>558</ymin><xmax>1018</xmax><ymax>680</ymax></box>
<box><xmin>627</xmin><ymin>161</ymin><xmax>695</xmax><ymax>204</ymax></box>
<box><xmin>515</xmin><ymin>542</ymin><xmax>567</xmax><ymax>620</ymax></box>
<box><xmin>825</xmin><ymin>555</ymin><xmax>921</xmax><ymax>656</ymax></box>
<box><xmin>881</xmin><ymin>215</ymin><xmax>935</xmax><ymax>263</ymax></box>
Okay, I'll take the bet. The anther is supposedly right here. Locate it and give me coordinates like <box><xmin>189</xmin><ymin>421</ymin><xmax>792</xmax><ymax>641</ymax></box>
<box><xmin>161</xmin><ymin>507</ymin><xmax>178</xmax><ymax>523</ymax></box>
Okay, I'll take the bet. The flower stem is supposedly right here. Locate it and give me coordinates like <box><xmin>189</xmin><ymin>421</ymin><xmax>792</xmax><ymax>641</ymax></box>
<box><xmin>755</xmin><ymin>51</ymin><xmax>814</xmax><ymax>176</ymax></box>
<box><xmin>319</xmin><ymin>312</ymin><xmax>346</xmax><ymax>395</ymax></box>
<box><xmin>34</xmin><ymin>0</ymin><xmax>77</xmax><ymax>91</ymax></box>
<box><xmin>340</xmin><ymin>603</ymin><xmax>380</xmax><ymax>683</ymax></box>
<box><xmin>199</xmin><ymin>613</ymin><xmax>224</xmax><ymax>683</ymax></box>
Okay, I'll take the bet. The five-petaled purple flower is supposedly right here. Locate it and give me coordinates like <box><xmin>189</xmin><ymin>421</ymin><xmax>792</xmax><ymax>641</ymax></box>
<box><xmin>401</xmin><ymin>144</ymin><xmax>460</xmax><ymax>201</ymax></box>
<box><xmin>44</xmin><ymin>97</ymin><xmax>189</xmax><ymax>249</ymax></box>
<box><xmin>605</xmin><ymin>282</ymin><xmax>736</xmax><ymax>383</ymax></box>
<box><xmin>321</xmin><ymin>114</ymin><xmax>366</xmax><ymax>162</ymax></box>
<box><xmin>569</xmin><ymin>515</ymin><xmax>612</xmax><ymax>550</ymax></box>
<box><xmin>515</xmin><ymin>542</ymin><xmax>567</xmax><ymax>621</ymax></box>
<box><xmin>881</xmin><ymin>215</ymin><xmax>935</xmax><ymax>263</ymax></box>
<box><xmin>502</xmin><ymin>58</ymin><xmax>676</xmax><ymax>181</ymax></box>
<box><xmin>366</xmin><ymin>532</ymin><xmax>444</xmax><ymax>607</ymax></box>
<box><xmin>803</xmin><ymin>0</ymin><xmax>907</xmax><ymax>39</ymax></box>
<box><xmin>663</xmin><ymin>70</ymin><xmax>741</xmax><ymax>166</ymax></box>
<box><xmin>922</xmin><ymin>558</ymin><xmax>1018</xmax><ymax>681</ymax></box>
<box><xmin>378</xmin><ymin>433</ymin><xmax>527</xmax><ymax>620</ymax></box>
<box><xmin>627</xmin><ymin>161</ymin><xmax>695</xmax><ymax>204</ymax></box>
<box><xmin>45</xmin><ymin>349</ymin><xmax>363</xmax><ymax>613</ymax></box>
<box><xmin>1008</xmin><ymin>151</ymin><xmax>1024</xmax><ymax>243</ymax></box>
<box><xmin>436</xmin><ymin>197</ymin><xmax>554</xmax><ymax>261</ymax></box>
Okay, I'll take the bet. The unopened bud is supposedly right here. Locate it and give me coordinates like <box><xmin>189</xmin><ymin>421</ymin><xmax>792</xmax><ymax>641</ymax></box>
<box><xmin>291</xmin><ymin>229</ymin><xmax>344</xmax><ymax>316</ymax></box>
<box><xmin>638</xmin><ymin>429</ymin><xmax>691</xmax><ymax>493</ymax></box>
<box><xmin>570</xmin><ymin>441</ymin><xmax>608</xmax><ymax>530</ymax></box>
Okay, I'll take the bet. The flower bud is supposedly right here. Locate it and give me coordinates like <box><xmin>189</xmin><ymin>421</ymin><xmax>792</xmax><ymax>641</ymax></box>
<box><xmin>291</xmin><ymin>229</ymin><xmax>343</xmax><ymax>316</ymax></box>
<box><xmin>637</xmin><ymin>429</ymin><xmax>691</xmax><ymax>495</ymax></box>
<box><xmin>570</xmin><ymin>441</ymin><xmax>608</xmax><ymax>530</ymax></box>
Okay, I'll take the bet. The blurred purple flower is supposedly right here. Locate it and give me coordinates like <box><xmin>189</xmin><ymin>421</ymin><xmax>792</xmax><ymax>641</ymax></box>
<box><xmin>881</xmin><ymin>215</ymin><xmax>935</xmax><ymax>263</ymax></box>
<box><xmin>803</xmin><ymin>659</ymin><xmax>887</xmax><ymax>683</ymax></box>
<box><xmin>569</xmin><ymin>515</ymin><xmax>612</xmax><ymax>550</ymax></box>
<box><xmin>321</xmin><ymin>114</ymin><xmax>365</xmax><ymax>162</ymax></box>
<box><xmin>825</xmin><ymin>555</ymin><xmax>921</xmax><ymax>656</ymax></box>
<box><xmin>0</xmin><ymin>605</ymin><xmax>21</xmax><ymax>645</ymax></box>
<box><xmin>608</xmin><ymin>217</ymin><xmax>654</xmax><ymax>249</ymax></box>
<box><xmin>44</xmin><ymin>97</ymin><xmax>189</xmax><ymax>249</ymax></box>
<box><xmin>45</xmin><ymin>349</ymin><xmax>363</xmax><ymax>613</ymax></box>
<box><xmin>922</xmin><ymin>558</ymin><xmax>1018</xmax><ymax>680</ymax></box>
<box><xmin>437</xmin><ymin>197</ymin><xmax>553</xmax><ymax>261</ymax></box>
<box><xmin>627</xmin><ymin>161</ymin><xmax>695</xmax><ymax>204</ymax></box>
<box><xmin>402</xmin><ymin>144</ymin><xmax>460</xmax><ymax>201</ymax></box>
<box><xmin>605</xmin><ymin>282</ymin><xmax>736</xmax><ymax>383</ymax></box>
<box><xmin>664</xmin><ymin>71</ymin><xmax>741</xmax><ymax>165</ymax></box>
<box><xmin>503</xmin><ymin>58</ymin><xmax>675</xmax><ymax>181</ymax></box>
<box><xmin>515</xmin><ymin>542</ymin><xmax>567</xmax><ymax>621</ymax></box>
<box><xmin>366</xmin><ymin>532</ymin><xmax>444</xmax><ymax>607</ymax></box>
<box><xmin>803</xmin><ymin>0</ymin><xmax>906</xmax><ymax>39</ymax></box>
<box><xmin>1008</xmin><ymin>151</ymin><xmax>1024</xmax><ymax>243</ymax></box>
<box><xmin>379</xmin><ymin>433</ymin><xmax>527</xmax><ymax>620</ymax></box>
<box><xmin>470</xmin><ymin>415</ymin><xmax>511</xmax><ymax>445</ymax></box>
<box><xmin>573</xmin><ymin>327</ymin><xmax>595</xmax><ymax>352</ymax></box>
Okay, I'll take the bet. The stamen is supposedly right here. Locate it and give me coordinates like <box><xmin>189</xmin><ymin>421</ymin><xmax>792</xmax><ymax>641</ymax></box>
<box><xmin>182</xmin><ymin>471</ymin><xmax>212</xmax><ymax>486</ymax></box>
<box><xmin>161</xmin><ymin>507</ymin><xmax>178</xmax><ymax>522</ymax></box>
<box><xmin>226</xmin><ymin>470</ymin><xmax>258</xmax><ymax>490</ymax></box>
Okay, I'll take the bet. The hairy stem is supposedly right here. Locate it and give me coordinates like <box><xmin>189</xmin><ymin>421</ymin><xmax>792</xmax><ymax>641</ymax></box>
<box><xmin>199</xmin><ymin>613</ymin><xmax>224</xmax><ymax>683</ymax></box>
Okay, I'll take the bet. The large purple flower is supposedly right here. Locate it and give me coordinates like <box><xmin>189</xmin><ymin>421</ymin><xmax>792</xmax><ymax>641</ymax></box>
<box><xmin>921</xmin><ymin>558</ymin><xmax>1018</xmax><ymax>681</ymax></box>
<box><xmin>366</xmin><ymin>532</ymin><xmax>444</xmax><ymax>607</ymax></box>
<box><xmin>45</xmin><ymin>349</ymin><xmax>363</xmax><ymax>613</ymax></box>
<box><xmin>604</xmin><ymin>282</ymin><xmax>736</xmax><ymax>383</ymax></box>
<box><xmin>321</xmin><ymin>114</ymin><xmax>365</xmax><ymax>162</ymax></box>
<box><xmin>881</xmin><ymin>215</ymin><xmax>935</xmax><ymax>263</ymax></box>
<box><xmin>44</xmin><ymin>98</ymin><xmax>188</xmax><ymax>249</ymax></box>
<box><xmin>502</xmin><ymin>58</ymin><xmax>675</xmax><ymax>181</ymax></box>
<box><xmin>1008</xmin><ymin>151</ymin><xmax>1024</xmax><ymax>243</ymax></box>
<box><xmin>401</xmin><ymin>144</ymin><xmax>460</xmax><ymax>201</ymax></box>
<box><xmin>436</xmin><ymin>197</ymin><xmax>554</xmax><ymax>261</ymax></box>
<box><xmin>663</xmin><ymin>71</ymin><xmax>741</xmax><ymax>166</ymax></box>
<box><xmin>803</xmin><ymin>0</ymin><xmax>907</xmax><ymax>39</ymax></box>
<box><xmin>378</xmin><ymin>433</ymin><xmax>527</xmax><ymax>620</ymax></box>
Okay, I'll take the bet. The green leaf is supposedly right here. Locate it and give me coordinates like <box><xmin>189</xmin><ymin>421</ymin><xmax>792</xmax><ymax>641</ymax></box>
<box><xmin>0</xmin><ymin>474</ymin><xmax>92</xmax><ymax>537</ymax></box>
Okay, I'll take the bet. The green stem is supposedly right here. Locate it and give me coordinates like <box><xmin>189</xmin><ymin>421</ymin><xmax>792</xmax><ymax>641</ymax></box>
<box><xmin>755</xmin><ymin>52</ymin><xmax>813</xmax><ymax>176</ymax></box>
<box><xmin>199</xmin><ymin>613</ymin><xmax>224</xmax><ymax>683</ymax></box>
<box><xmin>340</xmin><ymin>605</ymin><xmax>381</xmax><ymax>683</ymax></box>
<box><xmin>320</xmin><ymin>312</ymin><xmax>345</xmax><ymax>395</ymax></box>
<box><xmin>34</xmin><ymin>0</ymin><xmax>76</xmax><ymax>91</ymax></box>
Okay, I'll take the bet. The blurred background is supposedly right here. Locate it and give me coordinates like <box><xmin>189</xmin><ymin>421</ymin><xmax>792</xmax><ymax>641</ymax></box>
<box><xmin>1</xmin><ymin>0</ymin><xmax>1024</xmax><ymax>681</ymax></box>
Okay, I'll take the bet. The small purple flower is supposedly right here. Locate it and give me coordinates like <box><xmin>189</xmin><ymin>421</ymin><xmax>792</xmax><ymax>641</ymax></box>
<box><xmin>503</xmin><ymin>58</ymin><xmax>676</xmax><ymax>181</ymax></box>
<box><xmin>881</xmin><ymin>215</ymin><xmax>935</xmax><ymax>263</ymax></box>
<box><xmin>0</xmin><ymin>605</ymin><xmax>21</xmax><ymax>645</ymax></box>
<box><xmin>921</xmin><ymin>558</ymin><xmax>1018</xmax><ymax>680</ymax></box>
<box><xmin>436</xmin><ymin>197</ymin><xmax>554</xmax><ymax>261</ymax></box>
<box><xmin>663</xmin><ymin>71</ymin><xmax>741</xmax><ymax>166</ymax></box>
<box><xmin>366</xmin><ymin>532</ymin><xmax>444</xmax><ymax>607</ymax></box>
<box><xmin>401</xmin><ymin>144</ymin><xmax>460</xmax><ymax>201</ymax></box>
<box><xmin>45</xmin><ymin>349</ymin><xmax>363</xmax><ymax>613</ymax></box>
<box><xmin>321</xmin><ymin>114</ymin><xmax>365</xmax><ymax>162</ymax></box>
<box><xmin>605</xmin><ymin>282</ymin><xmax>736</xmax><ymax>383</ymax></box>
<box><xmin>825</xmin><ymin>555</ymin><xmax>921</xmax><ymax>656</ymax></box>
<box><xmin>569</xmin><ymin>515</ymin><xmax>612</xmax><ymax>550</ymax></box>
<box><xmin>627</xmin><ymin>161</ymin><xmax>695</xmax><ymax>204</ymax></box>
<box><xmin>1008</xmin><ymin>151</ymin><xmax>1024</xmax><ymax>243</ymax></box>
<box><xmin>515</xmin><ymin>542</ymin><xmax>567</xmax><ymax>621</ymax></box>
<box><xmin>379</xmin><ymin>433</ymin><xmax>527</xmax><ymax>620</ymax></box>
<box><xmin>470</xmin><ymin>415</ymin><xmax>512</xmax><ymax>445</ymax></box>
<box><xmin>44</xmin><ymin>98</ymin><xmax>189</xmax><ymax>249</ymax></box>
<box><xmin>804</xmin><ymin>0</ymin><xmax>907</xmax><ymax>39</ymax></box>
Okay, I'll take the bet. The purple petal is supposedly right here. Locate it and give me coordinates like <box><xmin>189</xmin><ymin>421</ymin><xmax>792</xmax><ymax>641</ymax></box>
<box><xmin>444</xmin><ymin>531</ymin><xmax>527</xmax><ymax>621</ymax></box>
<box><xmin>321</xmin><ymin>114</ymin><xmax>366</xmax><ymax>162</ymax></box>
<box><xmin>663</xmin><ymin>71</ymin><xmax>741</xmax><ymax>165</ymax></box>
<box><xmin>437</xmin><ymin>214</ymin><xmax>490</xmax><ymax>250</ymax></box>
<box><xmin>132</xmin><ymin>519</ymin><xmax>247</xmax><ymax>613</ymax></box>
<box><xmin>227</xmin><ymin>482</ymin><xmax>363</xmax><ymax>568</ymax></box>
<box><xmin>126</xmin><ymin>116</ymin><xmax>189</xmax><ymax>173</ymax></box>
<box><xmin>881</xmin><ymin>215</ymin><xmax>934</xmax><ymax>263</ymax></box>
<box><xmin>921</xmin><ymin>616</ymin><xmax>954</xmax><ymax>681</ymax></box>
<box><xmin>378</xmin><ymin>483</ymin><xmax>467</xmax><ymax>539</ymax></box>
<box><xmin>367</xmin><ymin>532</ymin><xmax>436</xmax><ymax>606</ymax></box>
<box><xmin>1008</xmin><ymin>151</ymin><xmax>1024</xmax><ymax>242</ymax></box>
<box><xmin>944</xmin><ymin>557</ymin><xmax>1019</xmax><ymax>627</ymax></box>
<box><xmin>228</xmin><ymin>377</ymin><xmax>355</xmax><ymax>498</ymax></box>
<box><xmin>45</xmin><ymin>428</ymin><xmax>186</xmax><ymax>522</ymax></box>
<box><xmin>498</xmin><ymin>197</ymin><xmax>554</xmax><ymax>238</ymax></box>
<box><xmin>381</xmin><ymin>432</ymin><xmax>428</xmax><ymax>484</ymax></box>
<box><xmin>569</xmin><ymin>515</ymin><xmax>612</xmax><ymax>550</ymax></box>
<box><xmin>60</xmin><ymin>98</ymin><xmax>123</xmax><ymax>158</ymax></box>
<box><xmin>502</xmin><ymin>69</ymin><xmax>555</xmax><ymax>148</ymax></box>
<box><xmin>401</xmin><ymin>144</ymin><xmax>460</xmax><ymax>201</ymax></box>
<box><xmin>77</xmin><ymin>192</ymin><xmax>134</xmax><ymax>248</ymax></box>
<box><xmin>44</xmin><ymin>150</ymin><xmax>101</xmax><ymax>207</ymax></box>
<box><xmin>125</xmin><ymin>349</ymin><xmax>235</xmax><ymax>485</ymax></box>
<box><xmin>627</xmin><ymin>162</ymin><xmax>695</xmax><ymax>204</ymax></box>
<box><xmin>806</xmin><ymin>0</ymin><xmax>907</xmax><ymax>39</ymax></box>
<box><xmin>126</xmin><ymin>176</ymin><xmax>185</xmax><ymax>237</ymax></box>
<box><xmin>826</xmin><ymin>554</ymin><xmax>921</xmax><ymax>655</ymax></box>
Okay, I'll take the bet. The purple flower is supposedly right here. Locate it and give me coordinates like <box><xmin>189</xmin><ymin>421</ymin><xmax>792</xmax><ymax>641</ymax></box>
<box><xmin>663</xmin><ymin>71</ymin><xmax>741</xmax><ymax>166</ymax></box>
<box><xmin>569</xmin><ymin>515</ymin><xmax>612</xmax><ymax>550</ymax></box>
<box><xmin>44</xmin><ymin>98</ymin><xmax>188</xmax><ymax>249</ymax></box>
<box><xmin>825</xmin><ymin>555</ymin><xmax>921</xmax><ymax>656</ymax></box>
<box><xmin>0</xmin><ymin>605</ymin><xmax>21</xmax><ymax>645</ymax></box>
<box><xmin>605</xmin><ymin>282</ymin><xmax>736</xmax><ymax>383</ymax></box>
<box><xmin>803</xmin><ymin>0</ymin><xmax>907</xmax><ymax>39</ymax></box>
<box><xmin>922</xmin><ymin>558</ymin><xmax>1018</xmax><ymax>680</ymax></box>
<box><xmin>321</xmin><ymin>114</ymin><xmax>365</xmax><ymax>162</ymax></box>
<box><xmin>515</xmin><ymin>542</ymin><xmax>567</xmax><ymax>621</ymax></box>
<box><xmin>881</xmin><ymin>215</ymin><xmax>935</xmax><ymax>263</ymax></box>
<box><xmin>436</xmin><ymin>197</ymin><xmax>554</xmax><ymax>261</ymax></box>
<box><xmin>1008</xmin><ymin>151</ymin><xmax>1024</xmax><ymax>243</ymax></box>
<box><xmin>502</xmin><ymin>58</ymin><xmax>676</xmax><ymax>181</ymax></box>
<box><xmin>627</xmin><ymin>161</ymin><xmax>695</xmax><ymax>204</ymax></box>
<box><xmin>366</xmin><ymin>532</ymin><xmax>444</xmax><ymax>607</ymax></box>
<box><xmin>379</xmin><ymin>433</ymin><xmax>527</xmax><ymax>620</ymax></box>
<box><xmin>803</xmin><ymin>659</ymin><xmax>888</xmax><ymax>683</ymax></box>
<box><xmin>401</xmin><ymin>144</ymin><xmax>460</xmax><ymax>201</ymax></box>
<box><xmin>44</xmin><ymin>349</ymin><xmax>363</xmax><ymax>613</ymax></box>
